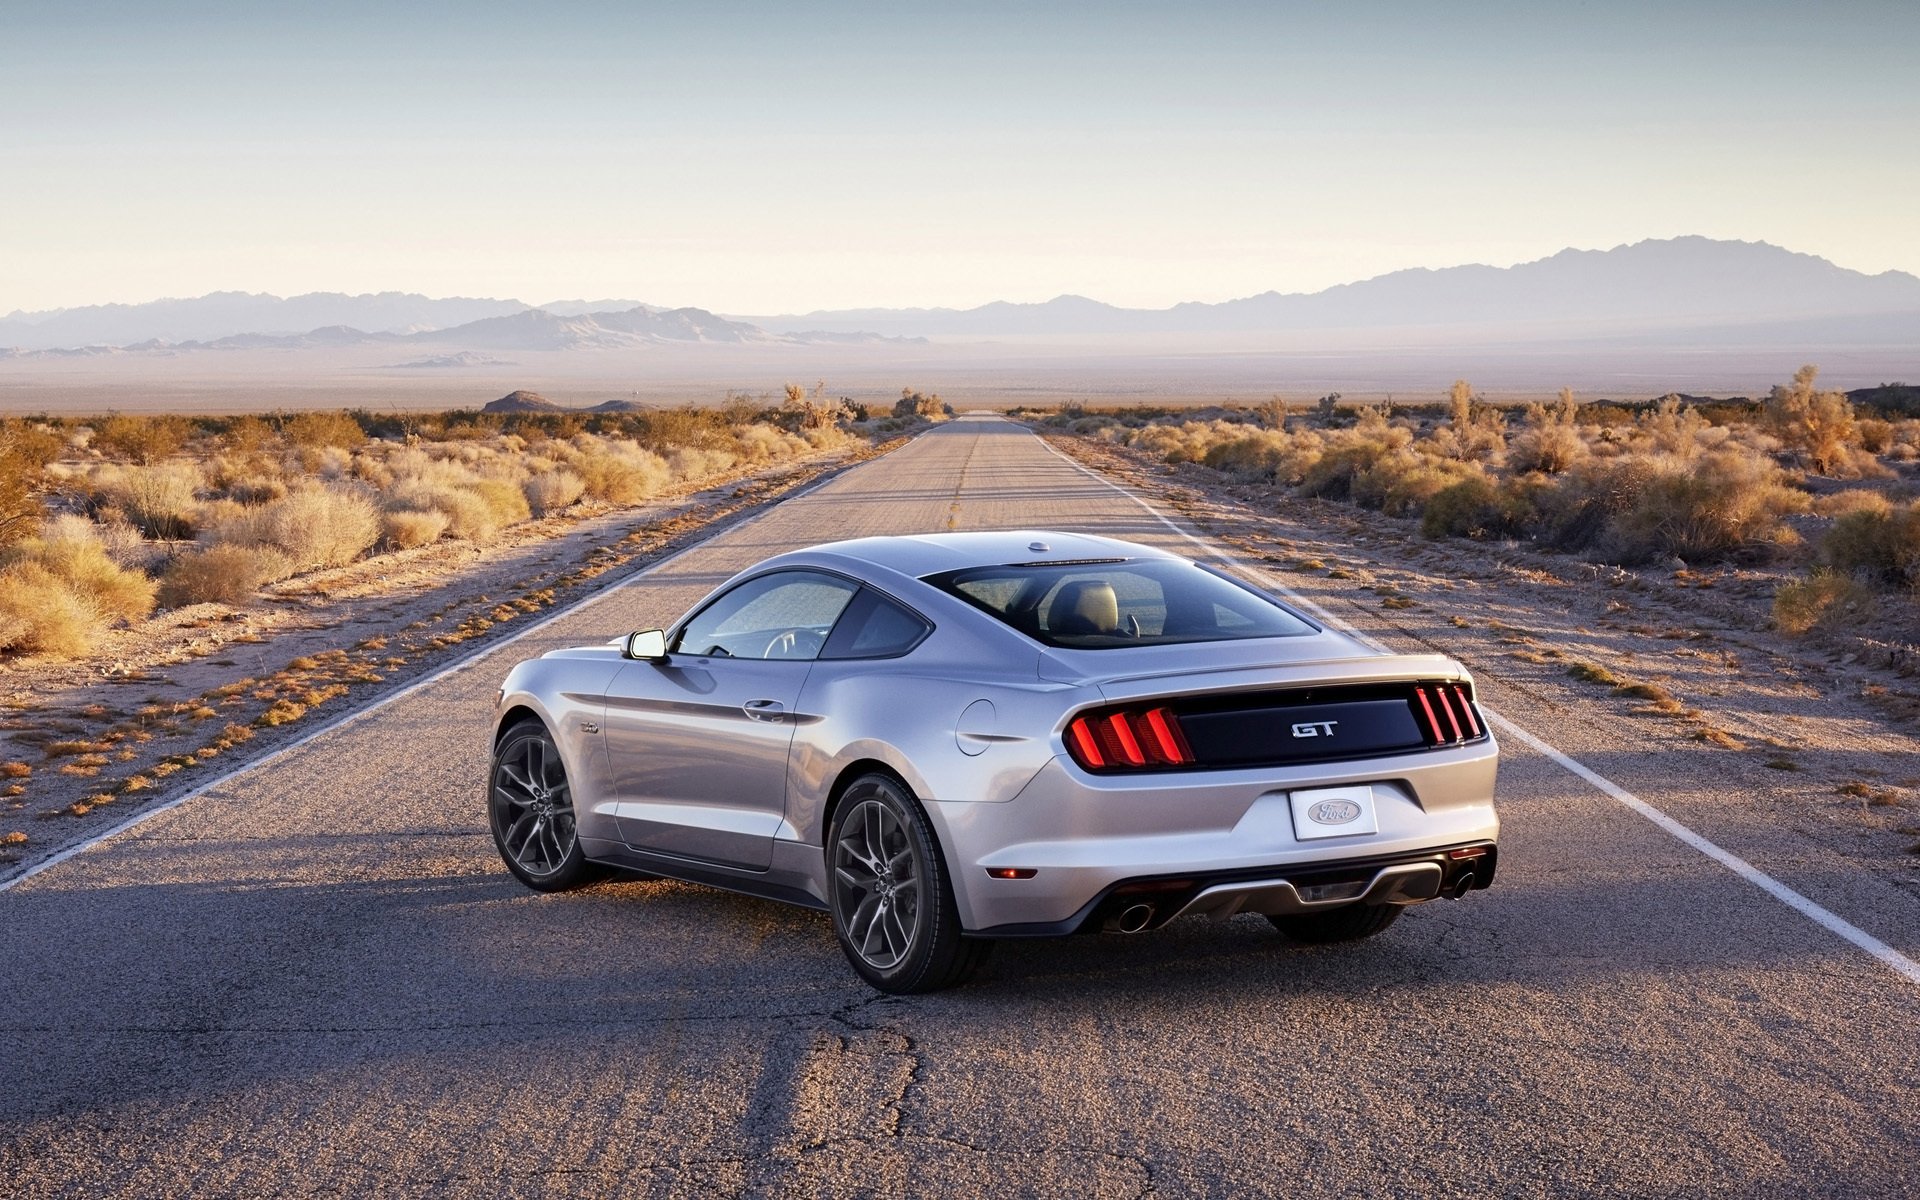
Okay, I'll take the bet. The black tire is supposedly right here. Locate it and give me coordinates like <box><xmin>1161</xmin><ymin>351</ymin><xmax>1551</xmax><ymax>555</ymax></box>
<box><xmin>1268</xmin><ymin>903</ymin><xmax>1403</xmax><ymax>944</ymax></box>
<box><xmin>488</xmin><ymin>720</ymin><xmax>604</xmax><ymax>892</ymax></box>
<box><xmin>827</xmin><ymin>773</ymin><xmax>991</xmax><ymax>993</ymax></box>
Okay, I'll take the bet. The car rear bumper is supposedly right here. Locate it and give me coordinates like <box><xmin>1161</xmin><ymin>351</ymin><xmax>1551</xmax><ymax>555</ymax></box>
<box><xmin>927</xmin><ymin>743</ymin><xmax>1499</xmax><ymax>933</ymax></box>
<box><xmin>965</xmin><ymin>842</ymin><xmax>1497</xmax><ymax>937</ymax></box>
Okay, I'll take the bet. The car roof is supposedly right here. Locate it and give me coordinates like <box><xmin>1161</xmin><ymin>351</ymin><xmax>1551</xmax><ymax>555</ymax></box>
<box><xmin>800</xmin><ymin>530</ymin><xmax>1180</xmax><ymax>578</ymax></box>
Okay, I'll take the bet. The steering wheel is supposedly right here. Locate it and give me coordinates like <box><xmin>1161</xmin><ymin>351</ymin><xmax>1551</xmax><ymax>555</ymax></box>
<box><xmin>764</xmin><ymin>628</ymin><xmax>827</xmax><ymax>660</ymax></box>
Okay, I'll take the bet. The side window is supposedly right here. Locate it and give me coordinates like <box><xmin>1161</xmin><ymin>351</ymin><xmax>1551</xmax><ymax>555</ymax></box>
<box><xmin>820</xmin><ymin>588</ymin><xmax>933</xmax><ymax>660</ymax></box>
<box><xmin>673</xmin><ymin>571</ymin><xmax>858</xmax><ymax>661</ymax></box>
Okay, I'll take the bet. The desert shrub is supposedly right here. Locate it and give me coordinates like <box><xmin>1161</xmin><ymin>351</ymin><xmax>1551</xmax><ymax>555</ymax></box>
<box><xmin>158</xmin><ymin>544</ymin><xmax>295</xmax><ymax>607</ymax></box>
<box><xmin>1774</xmin><ymin>572</ymin><xmax>1880</xmax><ymax>635</ymax></box>
<box><xmin>0</xmin><ymin>423</ymin><xmax>56</xmax><ymax>547</ymax></box>
<box><xmin>1812</xmin><ymin>490</ymin><xmax>1893</xmax><ymax>519</ymax></box>
<box><xmin>108</xmin><ymin>463</ymin><xmax>203</xmax><ymax>539</ymax></box>
<box><xmin>93</xmin><ymin>414</ymin><xmax>191</xmax><ymax>463</ymax></box>
<box><xmin>205</xmin><ymin>452</ymin><xmax>288</xmax><ymax>501</ymax></box>
<box><xmin>523</xmin><ymin>469</ymin><xmax>586</xmax><ymax>516</ymax></box>
<box><xmin>205</xmin><ymin>487</ymin><xmax>380</xmax><ymax>569</ymax></box>
<box><xmin>0</xmin><ymin>562</ymin><xmax>97</xmax><ymax>658</ymax></box>
<box><xmin>573</xmin><ymin>450</ymin><xmax>669</xmax><ymax>504</ymax></box>
<box><xmin>1418</xmin><ymin>472</ymin><xmax>1527</xmax><ymax>539</ymax></box>
<box><xmin>1203</xmin><ymin>432</ymin><xmax>1290</xmax><ymax>481</ymax></box>
<box><xmin>1819</xmin><ymin>504</ymin><xmax>1920</xmax><ymax>589</ymax></box>
<box><xmin>381</xmin><ymin>508</ymin><xmax>450</xmax><ymax>549</ymax></box>
<box><xmin>471</xmin><ymin>478</ymin><xmax>532</xmax><ymax>527</ymax></box>
<box><xmin>261</xmin><ymin>487</ymin><xmax>381</xmax><ymax>569</ymax></box>
<box><xmin>1360</xmin><ymin>455</ymin><xmax>1477</xmax><ymax>517</ymax></box>
<box><xmin>1857</xmin><ymin>418</ymin><xmax>1893</xmax><ymax>454</ymax></box>
<box><xmin>283</xmin><ymin>410</ymin><xmax>367</xmax><ymax>451</ymax></box>
<box><xmin>1766</xmin><ymin>365</ymin><xmax>1859</xmax><ymax>476</ymax></box>
<box><xmin>220</xmin><ymin>414</ymin><xmax>276</xmax><ymax>453</ymax></box>
<box><xmin>669</xmin><ymin>446</ymin><xmax>738</xmax><ymax>481</ymax></box>
<box><xmin>1603</xmin><ymin>448</ymin><xmax>1807</xmax><ymax>563</ymax></box>
<box><xmin>12</xmin><ymin>523</ymin><xmax>156</xmax><ymax>623</ymax></box>
<box><xmin>893</xmin><ymin>390</ymin><xmax>948</xmax><ymax>421</ymax></box>
<box><xmin>1299</xmin><ymin>442</ymin><xmax>1389</xmax><ymax>500</ymax></box>
<box><xmin>1509</xmin><ymin>390</ymin><xmax>1588</xmax><ymax>475</ymax></box>
<box><xmin>385</xmin><ymin>481</ymin><xmax>499</xmax><ymax>542</ymax></box>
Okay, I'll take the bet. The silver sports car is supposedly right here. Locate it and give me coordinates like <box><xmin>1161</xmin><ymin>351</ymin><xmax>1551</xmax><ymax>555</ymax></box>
<box><xmin>489</xmin><ymin>530</ymin><xmax>1499</xmax><ymax>992</ymax></box>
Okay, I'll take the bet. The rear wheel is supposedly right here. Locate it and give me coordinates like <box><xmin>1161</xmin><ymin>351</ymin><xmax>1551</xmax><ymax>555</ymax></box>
<box><xmin>489</xmin><ymin>720</ymin><xmax>603</xmax><ymax>892</ymax></box>
<box><xmin>828</xmin><ymin>773</ymin><xmax>991</xmax><ymax>993</ymax></box>
<box><xmin>1268</xmin><ymin>903</ymin><xmax>1402</xmax><ymax>944</ymax></box>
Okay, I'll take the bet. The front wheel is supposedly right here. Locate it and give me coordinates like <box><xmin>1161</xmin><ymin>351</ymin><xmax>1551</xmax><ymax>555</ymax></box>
<box><xmin>1268</xmin><ymin>903</ymin><xmax>1403</xmax><ymax>944</ymax></box>
<box><xmin>489</xmin><ymin>720</ymin><xmax>603</xmax><ymax>891</ymax></box>
<box><xmin>827</xmin><ymin>774</ymin><xmax>990</xmax><ymax>993</ymax></box>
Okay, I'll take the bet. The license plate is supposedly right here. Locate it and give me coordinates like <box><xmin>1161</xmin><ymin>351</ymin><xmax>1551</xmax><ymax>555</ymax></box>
<box><xmin>1288</xmin><ymin>785</ymin><xmax>1379</xmax><ymax>840</ymax></box>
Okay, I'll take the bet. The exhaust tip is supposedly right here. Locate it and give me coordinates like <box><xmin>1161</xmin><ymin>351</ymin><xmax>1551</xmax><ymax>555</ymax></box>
<box><xmin>1448</xmin><ymin>872</ymin><xmax>1477</xmax><ymax>899</ymax></box>
<box><xmin>1115</xmin><ymin>903</ymin><xmax>1155</xmax><ymax>933</ymax></box>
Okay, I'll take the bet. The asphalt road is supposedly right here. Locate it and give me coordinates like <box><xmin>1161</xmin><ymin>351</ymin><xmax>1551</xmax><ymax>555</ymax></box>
<box><xmin>5</xmin><ymin>416</ymin><xmax>1919</xmax><ymax>1198</ymax></box>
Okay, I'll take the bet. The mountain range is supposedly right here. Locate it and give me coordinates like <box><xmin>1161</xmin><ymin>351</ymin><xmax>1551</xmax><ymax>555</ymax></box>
<box><xmin>739</xmin><ymin>237</ymin><xmax>1920</xmax><ymax>338</ymax></box>
<box><xmin>2</xmin><ymin>238</ymin><xmax>1916</xmax><ymax>356</ymax></box>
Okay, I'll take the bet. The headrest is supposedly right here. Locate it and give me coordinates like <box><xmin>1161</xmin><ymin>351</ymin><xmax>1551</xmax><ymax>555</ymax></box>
<box><xmin>1047</xmin><ymin>580</ymin><xmax>1120</xmax><ymax>636</ymax></box>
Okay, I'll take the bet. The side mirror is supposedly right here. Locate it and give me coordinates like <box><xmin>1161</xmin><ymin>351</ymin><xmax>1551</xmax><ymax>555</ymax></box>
<box><xmin>623</xmin><ymin>629</ymin><xmax>668</xmax><ymax>661</ymax></box>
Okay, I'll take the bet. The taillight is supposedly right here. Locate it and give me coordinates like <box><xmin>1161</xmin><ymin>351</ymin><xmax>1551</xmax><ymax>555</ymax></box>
<box><xmin>1411</xmin><ymin>683</ymin><xmax>1482</xmax><ymax>746</ymax></box>
<box><xmin>1065</xmin><ymin>705</ymin><xmax>1195</xmax><ymax>771</ymax></box>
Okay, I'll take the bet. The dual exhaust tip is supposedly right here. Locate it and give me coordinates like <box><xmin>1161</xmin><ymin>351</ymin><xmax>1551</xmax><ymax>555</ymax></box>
<box><xmin>1109</xmin><ymin>871</ymin><xmax>1476</xmax><ymax>933</ymax></box>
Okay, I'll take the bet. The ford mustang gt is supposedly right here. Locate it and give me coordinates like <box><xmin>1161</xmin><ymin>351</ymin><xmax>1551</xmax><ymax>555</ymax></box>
<box><xmin>488</xmin><ymin>530</ymin><xmax>1499</xmax><ymax>992</ymax></box>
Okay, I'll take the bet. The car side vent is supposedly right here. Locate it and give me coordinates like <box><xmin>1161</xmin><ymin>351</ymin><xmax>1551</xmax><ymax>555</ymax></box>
<box><xmin>1411</xmin><ymin>683</ymin><xmax>1482</xmax><ymax>747</ymax></box>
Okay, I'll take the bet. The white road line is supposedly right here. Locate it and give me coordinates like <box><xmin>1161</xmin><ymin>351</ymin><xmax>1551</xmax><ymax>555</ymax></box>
<box><xmin>0</xmin><ymin>465</ymin><xmax>852</xmax><ymax>893</ymax></box>
<box><xmin>1033</xmin><ymin>425</ymin><xmax>1920</xmax><ymax>987</ymax></box>
<box><xmin>1487</xmin><ymin>714</ymin><xmax>1920</xmax><ymax>986</ymax></box>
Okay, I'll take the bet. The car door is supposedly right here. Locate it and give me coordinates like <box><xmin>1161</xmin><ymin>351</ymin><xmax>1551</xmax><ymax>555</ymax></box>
<box><xmin>603</xmin><ymin>569</ymin><xmax>858</xmax><ymax>869</ymax></box>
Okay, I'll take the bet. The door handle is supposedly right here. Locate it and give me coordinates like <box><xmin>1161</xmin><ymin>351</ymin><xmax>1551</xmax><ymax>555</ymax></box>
<box><xmin>742</xmin><ymin>699</ymin><xmax>786</xmax><ymax>722</ymax></box>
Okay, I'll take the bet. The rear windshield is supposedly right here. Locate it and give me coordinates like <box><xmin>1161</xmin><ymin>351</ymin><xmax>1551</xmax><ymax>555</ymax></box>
<box><xmin>924</xmin><ymin>559</ymin><xmax>1317</xmax><ymax>650</ymax></box>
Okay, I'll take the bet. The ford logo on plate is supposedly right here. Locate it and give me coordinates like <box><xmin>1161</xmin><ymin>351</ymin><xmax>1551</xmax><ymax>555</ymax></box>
<box><xmin>1308</xmin><ymin>799</ymin><xmax>1362</xmax><ymax>825</ymax></box>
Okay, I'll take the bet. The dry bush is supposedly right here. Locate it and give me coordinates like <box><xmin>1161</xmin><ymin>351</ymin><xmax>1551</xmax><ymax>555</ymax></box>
<box><xmin>221</xmin><ymin>414</ymin><xmax>276</xmax><ymax>453</ymax></box>
<box><xmin>261</xmin><ymin>487</ymin><xmax>381</xmax><ymax>569</ymax></box>
<box><xmin>201</xmin><ymin>487</ymin><xmax>380</xmax><ymax>569</ymax></box>
<box><xmin>205</xmin><ymin>453</ymin><xmax>288</xmax><ymax>502</ymax></box>
<box><xmin>0</xmin><ymin>423</ymin><xmax>55</xmax><ymax>548</ymax></box>
<box><xmin>16</xmin><ymin>522</ymin><xmax>157</xmax><ymax>623</ymax></box>
<box><xmin>1203</xmin><ymin>431</ymin><xmax>1292</xmax><ymax>481</ymax></box>
<box><xmin>1418</xmin><ymin>470</ymin><xmax>1530</xmax><ymax>539</ymax></box>
<box><xmin>573</xmin><ymin>449</ymin><xmax>670</xmax><ymax>504</ymax></box>
<box><xmin>1819</xmin><ymin>503</ymin><xmax>1920</xmax><ymax>588</ymax></box>
<box><xmin>669</xmin><ymin>446</ymin><xmax>739</xmax><ymax>481</ymax></box>
<box><xmin>1812</xmin><ymin>490</ymin><xmax>1893</xmax><ymax>519</ymax></box>
<box><xmin>471</xmin><ymin>478</ymin><xmax>532</xmax><ymax>527</ymax></box>
<box><xmin>159</xmin><ymin>544</ymin><xmax>295</xmax><ymax>607</ymax></box>
<box><xmin>523</xmin><ymin>469</ymin><xmax>586</xmax><ymax>516</ymax></box>
<box><xmin>1766</xmin><ymin>364</ymin><xmax>1859</xmax><ymax>476</ymax></box>
<box><xmin>108</xmin><ymin>463</ymin><xmax>203</xmax><ymax>539</ymax></box>
<box><xmin>1509</xmin><ymin>390</ymin><xmax>1588</xmax><ymax>475</ymax></box>
<box><xmin>1603</xmin><ymin>448</ymin><xmax>1807</xmax><ymax>563</ymax></box>
<box><xmin>1360</xmin><ymin>454</ymin><xmax>1480</xmax><ymax>518</ymax></box>
<box><xmin>0</xmin><ymin>562</ymin><xmax>96</xmax><ymax>657</ymax></box>
<box><xmin>93</xmin><ymin>414</ymin><xmax>191</xmax><ymax>463</ymax></box>
<box><xmin>385</xmin><ymin>482</ymin><xmax>499</xmax><ymax>542</ymax></box>
<box><xmin>381</xmin><ymin>508</ymin><xmax>450</xmax><ymax>549</ymax></box>
<box><xmin>283</xmin><ymin>410</ymin><xmax>367</xmax><ymax>451</ymax></box>
<box><xmin>1774</xmin><ymin>572</ymin><xmax>1880</xmax><ymax>635</ymax></box>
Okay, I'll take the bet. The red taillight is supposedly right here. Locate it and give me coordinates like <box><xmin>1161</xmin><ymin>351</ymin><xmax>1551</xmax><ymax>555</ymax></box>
<box><xmin>1412</xmin><ymin>683</ymin><xmax>1482</xmax><ymax>747</ymax></box>
<box><xmin>1066</xmin><ymin>706</ymin><xmax>1196</xmax><ymax>772</ymax></box>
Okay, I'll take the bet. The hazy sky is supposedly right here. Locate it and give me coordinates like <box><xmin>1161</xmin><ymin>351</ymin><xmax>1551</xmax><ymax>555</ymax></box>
<box><xmin>6</xmin><ymin>0</ymin><xmax>1918</xmax><ymax>314</ymax></box>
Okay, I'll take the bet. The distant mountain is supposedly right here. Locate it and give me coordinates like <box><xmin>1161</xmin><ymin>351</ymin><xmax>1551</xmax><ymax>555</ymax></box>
<box><xmin>538</xmin><ymin>299</ymin><xmax>652</xmax><ymax>317</ymax></box>
<box><xmin>740</xmin><ymin>238</ymin><xmax>1920</xmax><ymax>338</ymax></box>
<box><xmin>0</xmin><ymin>291</ymin><xmax>531</xmax><ymax>350</ymax></box>
<box><xmin>0</xmin><ymin>301</ymin><xmax>915</xmax><ymax>358</ymax></box>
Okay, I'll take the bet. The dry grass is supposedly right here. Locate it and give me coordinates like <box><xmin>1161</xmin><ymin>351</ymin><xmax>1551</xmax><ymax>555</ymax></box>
<box><xmin>159</xmin><ymin>544</ymin><xmax>295</xmax><ymax>607</ymax></box>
